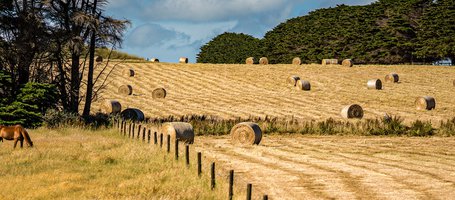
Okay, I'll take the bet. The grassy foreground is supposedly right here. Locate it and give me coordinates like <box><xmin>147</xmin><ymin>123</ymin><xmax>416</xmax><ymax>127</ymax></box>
<box><xmin>0</xmin><ymin>128</ymin><xmax>228</xmax><ymax>199</ymax></box>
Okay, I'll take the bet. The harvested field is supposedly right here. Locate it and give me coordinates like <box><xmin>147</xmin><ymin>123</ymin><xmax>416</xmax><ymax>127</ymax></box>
<box><xmin>194</xmin><ymin>135</ymin><xmax>455</xmax><ymax>200</ymax></box>
<box><xmin>90</xmin><ymin>62</ymin><xmax>455</xmax><ymax>124</ymax></box>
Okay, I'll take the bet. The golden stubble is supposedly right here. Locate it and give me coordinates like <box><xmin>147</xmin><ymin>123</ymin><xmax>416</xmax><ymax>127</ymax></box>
<box><xmin>86</xmin><ymin>62</ymin><xmax>455</xmax><ymax>124</ymax></box>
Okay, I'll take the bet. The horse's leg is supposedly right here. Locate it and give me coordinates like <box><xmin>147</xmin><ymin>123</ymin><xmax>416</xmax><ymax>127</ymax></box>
<box><xmin>13</xmin><ymin>139</ymin><xmax>18</xmax><ymax>148</ymax></box>
<box><xmin>20</xmin><ymin>138</ymin><xmax>24</xmax><ymax>148</ymax></box>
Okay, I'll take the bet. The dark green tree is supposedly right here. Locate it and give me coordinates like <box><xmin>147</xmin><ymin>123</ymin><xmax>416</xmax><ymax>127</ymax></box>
<box><xmin>200</xmin><ymin>0</ymin><xmax>440</xmax><ymax>65</ymax></box>
<box><xmin>415</xmin><ymin>0</ymin><xmax>455</xmax><ymax>63</ymax></box>
<box><xmin>17</xmin><ymin>82</ymin><xmax>58</xmax><ymax>114</ymax></box>
<box><xmin>261</xmin><ymin>0</ymin><xmax>431</xmax><ymax>64</ymax></box>
<box><xmin>0</xmin><ymin>82</ymin><xmax>58</xmax><ymax>127</ymax></box>
<box><xmin>197</xmin><ymin>32</ymin><xmax>261</xmax><ymax>64</ymax></box>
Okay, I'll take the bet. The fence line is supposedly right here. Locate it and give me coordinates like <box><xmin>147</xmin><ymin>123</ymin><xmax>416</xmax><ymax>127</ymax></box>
<box><xmin>114</xmin><ymin>119</ymin><xmax>269</xmax><ymax>199</ymax></box>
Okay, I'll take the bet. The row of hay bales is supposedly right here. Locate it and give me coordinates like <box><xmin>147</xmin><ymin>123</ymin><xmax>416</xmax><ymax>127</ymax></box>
<box><xmin>118</xmin><ymin>68</ymin><xmax>167</xmax><ymax>98</ymax></box>
<box><xmin>101</xmin><ymin>100</ymin><xmax>145</xmax><ymax>121</ymax></box>
<box><xmin>287</xmin><ymin>75</ymin><xmax>311</xmax><ymax>91</ymax></box>
<box><xmin>122</xmin><ymin>121</ymin><xmax>263</xmax><ymax>146</ymax></box>
<box><xmin>340</xmin><ymin>96</ymin><xmax>436</xmax><ymax>120</ymax></box>
<box><xmin>342</xmin><ymin>71</ymin><xmax>434</xmax><ymax>119</ymax></box>
<box><xmin>118</xmin><ymin>85</ymin><xmax>166</xmax><ymax>98</ymax></box>
<box><xmin>245</xmin><ymin>57</ymin><xmax>354</xmax><ymax>67</ymax></box>
<box><xmin>155</xmin><ymin>121</ymin><xmax>262</xmax><ymax>146</ymax></box>
<box><xmin>246</xmin><ymin>57</ymin><xmax>269</xmax><ymax>65</ymax></box>
<box><xmin>366</xmin><ymin>73</ymin><xmax>399</xmax><ymax>90</ymax></box>
<box><xmin>148</xmin><ymin>57</ymin><xmax>188</xmax><ymax>63</ymax></box>
<box><xmin>322</xmin><ymin>59</ymin><xmax>354</xmax><ymax>67</ymax></box>
<box><xmin>285</xmin><ymin>71</ymin><xmax>435</xmax><ymax>120</ymax></box>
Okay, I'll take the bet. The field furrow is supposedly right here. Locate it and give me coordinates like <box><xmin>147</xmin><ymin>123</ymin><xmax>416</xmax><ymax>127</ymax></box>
<box><xmin>193</xmin><ymin>135</ymin><xmax>455</xmax><ymax>199</ymax></box>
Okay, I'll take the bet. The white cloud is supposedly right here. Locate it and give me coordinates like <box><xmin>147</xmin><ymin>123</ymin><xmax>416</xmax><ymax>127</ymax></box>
<box><xmin>107</xmin><ymin>0</ymin><xmax>378</xmax><ymax>62</ymax></box>
<box><xmin>125</xmin><ymin>23</ymin><xmax>190</xmax><ymax>48</ymax></box>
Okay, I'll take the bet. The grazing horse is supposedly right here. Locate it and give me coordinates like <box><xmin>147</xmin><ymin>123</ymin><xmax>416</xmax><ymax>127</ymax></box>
<box><xmin>0</xmin><ymin>125</ymin><xmax>33</xmax><ymax>148</ymax></box>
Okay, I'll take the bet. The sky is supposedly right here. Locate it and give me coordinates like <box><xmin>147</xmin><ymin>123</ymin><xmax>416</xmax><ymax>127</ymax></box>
<box><xmin>105</xmin><ymin>0</ymin><xmax>377</xmax><ymax>63</ymax></box>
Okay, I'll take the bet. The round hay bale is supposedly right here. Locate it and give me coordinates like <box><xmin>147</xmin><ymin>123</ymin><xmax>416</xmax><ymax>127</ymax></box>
<box><xmin>121</xmin><ymin>108</ymin><xmax>144</xmax><ymax>121</ymax></box>
<box><xmin>342</xmin><ymin>59</ymin><xmax>353</xmax><ymax>67</ymax></box>
<box><xmin>230</xmin><ymin>122</ymin><xmax>262</xmax><ymax>145</ymax></box>
<box><xmin>152</xmin><ymin>88</ymin><xmax>166</xmax><ymax>99</ymax></box>
<box><xmin>322</xmin><ymin>59</ymin><xmax>338</xmax><ymax>65</ymax></box>
<box><xmin>151</xmin><ymin>58</ymin><xmax>159</xmax><ymax>63</ymax></box>
<box><xmin>101</xmin><ymin>100</ymin><xmax>121</xmax><ymax>114</ymax></box>
<box><xmin>259</xmin><ymin>57</ymin><xmax>268</xmax><ymax>65</ymax></box>
<box><xmin>367</xmin><ymin>79</ymin><xmax>382</xmax><ymax>90</ymax></box>
<box><xmin>287</xmin><ymin>75</ymin><xmax>300</xmax><ymax>86</ymax></box>
<box><xmin>95</xmin><ymin>56</ymin><xmax>103</xmax><ymax>62</ymax></box>
<box><xmin>245</xmin><ymin>57</ymin><xmax>255</xmax><ymax>65</ymax></box>
<box><xmin>292</xmin><ymin>57</ymin><xmax>301</xmax><ymax>65</ymax></box>
<box><xmin>118</xmin><ymin>85</ymin><xmax>133</xmax><ymax>95</ymax></box>
<box><xmin>385</xmin><ymin>73</ymin><xmax>399</xmax><ymax>83</ymax></box>
<box><xmin>162</xmin><ymin>122</ymin><xmax>194</xmax><ymax>144</ymax></box>
<box><xmin>415</xmin><ymin>96</ymin><xmax>435</xmax><ymax>110</ymax></box>
<box><xmin>341</xmin><ymin>104</ymin><xmax>364</xmax><ymax>119</ymax></box>
<box><xmin>322</xmin><ymin>59</ymin><xmax>327</xmax><ymax>66</ymax></box>
<box><xmin>124</xmin><ymin>68</ymin><xmax>135</xmax><ymax>77</ymax></box>
<box><xmin>179</xmin><ymin>57</ymin><xmax>188</xmax><ymax>63</ymax></box>
<box><xmin>296</xmin><ymin>80</ymin><xmax>311</xmax><ymax>91</ymax></box>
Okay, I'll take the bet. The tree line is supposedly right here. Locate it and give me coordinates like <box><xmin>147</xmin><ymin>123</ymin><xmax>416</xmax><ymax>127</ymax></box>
<box><xmin>0</xmin><ymin>0</ymin><xmax>130</xmax><ymax>127</ymax></box>
<box><xmin>197</xmin><ymin>0</ymin><xmax>454</xmax><ymax>65</ymax></box>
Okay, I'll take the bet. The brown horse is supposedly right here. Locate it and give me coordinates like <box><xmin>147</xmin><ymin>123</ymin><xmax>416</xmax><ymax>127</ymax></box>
<box><xmin>0</xmin><ymin>125</ymin><xmax>33</xmax><ymax>148</ymax></box>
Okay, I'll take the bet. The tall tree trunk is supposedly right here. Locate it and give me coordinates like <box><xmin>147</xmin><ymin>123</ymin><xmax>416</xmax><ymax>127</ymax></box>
<box><xmin>82</xmin><ymin>0</ymin><xmax>98</xmax><ymax>118</ymax></box>
<box><xmin>17</xmin><ymin>51</ymin><xmax>33</xmax><ymax>87</ymax></box>
<box><xmin>56</xmin><ymin>48</ymin><xmax>69</xmax><ymax>111</ymax></box>
<box><xmin>70</xmin><ymin>53</ymin><xmax>80</xmax><ymax>113</ymax></box>
<box><xmin>82</xmin><ymin>30</ymin><xmax>96</xmax><ymax>117</ymax></box>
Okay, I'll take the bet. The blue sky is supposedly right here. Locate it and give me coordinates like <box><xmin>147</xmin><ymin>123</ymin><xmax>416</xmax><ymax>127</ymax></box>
<box><xmin>105</xmin><ymin>0</ymin><xmax>376</xmax><ymax>63</ymax></box>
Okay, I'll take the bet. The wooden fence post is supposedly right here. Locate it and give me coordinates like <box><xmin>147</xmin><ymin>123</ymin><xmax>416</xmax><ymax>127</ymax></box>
<box><xmin>123</xmin><ymin>121</ymin><xmax>127</xmax><ymax>136</ymax></box>
<box><xmin>132</xmin><ymin>123</ymin><xmax>135</xmax><ymax>139</ymax></box>
<box><xmin>185</xmin><ymin>144</ymin><xmax>190</xmax><ymax>167</ymax></box>
<box><xmin>211</xmin><ymin>162</ymin><xmax>216</xmax><ymax>190</ymax></box>
<box><xmin>160</xmin><ymin>133</ymin><xmax>163</xmax><ymax>148</ymax></box>
<box><xmin>175</xmin><ymin>138</ymin><xmax>179</xmax><ymax>160</ymax></box>
<box><xmin>137</xmin><ymin>124</ymin><xmax>141</xmax><ymax>139</ymax></box>
<box><xmin>229</xmin><ymin>170</ymin><xmax>234</xmax><ymax>200</ymax></box>
<box><xmin>197</xmin><ymin>152</ymin><xmax>202</xmax><ymax>177</ymax></box>
<box><xmin>142</xmin><ymin>127</ymin><xmax>146</xmax><ymax>141</ymax></box>
<box><xmin>128</xmin><ymin>123</ymin><xmax>132</xmax><ymax>138</ymax></box>
<box><xmin>246</xmin><ymin>184</ymin><xmax>252</xmax><ymax>200</ymax></box>
<box><xmin>154</xmin><ymin>132</ymin><xmax>157</xmax><ymax>145</ymax></box>
<box><xmin>167</xmin><ymin>134</ymin><xmax>170</xmax><ymax>153</ymax></box>
<box><xmin>120</xmin><ymin>120</ymin><xmax>123</xmax><ymax>133</ymax></box>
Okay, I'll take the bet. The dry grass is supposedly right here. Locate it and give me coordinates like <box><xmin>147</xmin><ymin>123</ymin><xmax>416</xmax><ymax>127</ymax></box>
<box><xmin>194</xmin><ymin>135</ymin><xmax>455</xmax><ymax>199</ymax></box>
<box><xmin>0</xmin><ymin>128</ymin><xmax>239</xmax><ymax>199</ymax></box>
<box><xmin>88</xmin><ymin>63</ymin><xmax>455</xmax><ymax>125</ymax></box>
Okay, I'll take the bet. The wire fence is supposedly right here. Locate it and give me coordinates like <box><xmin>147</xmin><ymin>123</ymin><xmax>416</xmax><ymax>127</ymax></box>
<box><xmin>115</xmin><ymin>118</ymin><xmax>270</xmax><ymax>200</ymax></box>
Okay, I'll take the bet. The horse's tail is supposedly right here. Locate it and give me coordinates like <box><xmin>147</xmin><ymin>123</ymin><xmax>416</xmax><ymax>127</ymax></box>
<box><xmin>18</xmin><ymin>126</ymin><xmax>33</xmax><ymax>147</ymax></box>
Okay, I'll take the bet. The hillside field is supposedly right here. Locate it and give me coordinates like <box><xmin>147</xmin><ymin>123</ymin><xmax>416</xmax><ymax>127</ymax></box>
<box><xmin>91</xmin><ymin>62</ymin><xmax>455</xmax><ymax>124</ymax></box>
<box><xmin>38</xmin><ymin>62</ymin><xmax>455</xmax><ymax>199</ymax></box>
